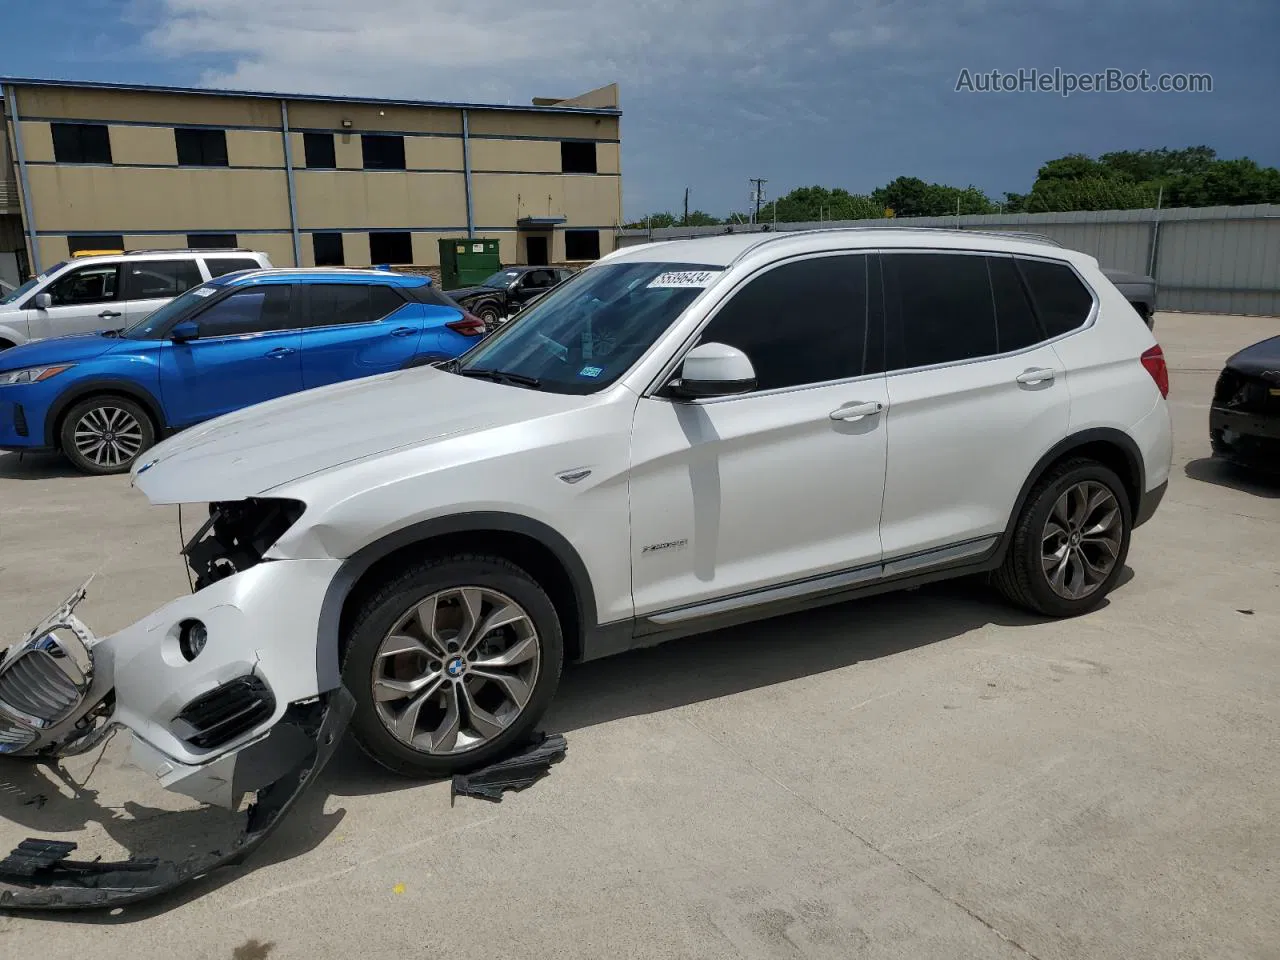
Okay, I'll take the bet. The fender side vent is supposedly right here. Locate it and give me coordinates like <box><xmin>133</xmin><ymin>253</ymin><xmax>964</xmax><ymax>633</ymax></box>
<box><xmin>173</xmin><ymin>676</ymin><xmax>275</xmax><ymax>749</ymax></box>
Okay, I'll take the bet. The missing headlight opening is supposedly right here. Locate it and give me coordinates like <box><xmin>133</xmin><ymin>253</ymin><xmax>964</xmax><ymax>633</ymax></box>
<box><xmin>182</xmin><ymin>498</ymin><xmax>306</xmax><ymax>591</ymax></box>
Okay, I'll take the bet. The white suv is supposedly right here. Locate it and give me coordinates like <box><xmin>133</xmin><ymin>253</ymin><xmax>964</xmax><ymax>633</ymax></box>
<box><xmin>1</xmin><ymin>229</ymin><xmax>1172</xmax><ymax>808</ymax></box>
<box><xmin>0</xmin><ymin>248</ymin><xmax>273</xmax><ymax>349</ymax></box>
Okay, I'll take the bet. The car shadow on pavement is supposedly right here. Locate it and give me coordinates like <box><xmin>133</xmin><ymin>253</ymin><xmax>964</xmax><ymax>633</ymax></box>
<box><xmin>4</xmin><ymin>575</ymin><xmax>1121</xmax><ymax>923</ymax></box>
<box><xmin>0</xmin><ymin>451</ymin><xmax>82</xmax><ymax>480</ymax></box>
<box><xmin>1184</xmin><ymin>457</ymin><xmax>1280</xmax><ymax>498</ymax></box>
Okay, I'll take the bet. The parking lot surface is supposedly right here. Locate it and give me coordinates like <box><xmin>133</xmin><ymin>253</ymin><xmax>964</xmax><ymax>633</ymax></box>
<box><xmin>1</xmin><ymin>312</ymin><xmax>1277</xmax><ymax>960</ymax></box>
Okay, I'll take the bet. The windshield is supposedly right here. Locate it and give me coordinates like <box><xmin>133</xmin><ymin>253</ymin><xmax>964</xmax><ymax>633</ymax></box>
<box><xmin>480</xmin><ymin>270</ymin><xmax>522</xmax><ymax>289</ymax></box>
<box><xmin>454</xmin><ymin>261</ymin><xmax>724</xmax><ymax>394</ymax></box>
<box><xmin>121</xmin><ymin>283</ymin><xmax>220</xmax><ymax>339</ymax></box>
<box><xmin>0</xmin><ymin>263</ymin><xmax>66</xmax><ymax>306</ymax></box>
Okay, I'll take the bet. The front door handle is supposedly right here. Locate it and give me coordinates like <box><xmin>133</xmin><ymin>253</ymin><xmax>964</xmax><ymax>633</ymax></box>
<box><xmin>1015</xmin><ymin>367</ymin><xmax>1056</xmax><ymax>385</ymax></box>
<box><xmin>265</xmin><ymin>346</ymin><xmax>296</xmax><ymax>358</ymax></box>
<box><xmin>830</xmin><ymin>401</ymin><xmax>884</xmax><ymax>422</ymax></box>
<box><xmin>390</xmin><ymin>326</ymin><xmax>415</xmax><ymax>337</ymax></box>
<box><xmin>98</xmin><ymin>310</ymin><xmax>122</xmax><ymax>319</ymax></box>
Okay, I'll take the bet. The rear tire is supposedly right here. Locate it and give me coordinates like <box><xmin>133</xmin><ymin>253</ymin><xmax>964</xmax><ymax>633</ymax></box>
<box><xmin>342</xmin><ymin>554</ymin><xmax>564</xmax><ymax>779</ymax></box>
<box><xmin>59</xmin><ymin>394</ymin><xmax>156</xmax><ymax>476</ymax></box>
<box><xmin>994</xmin><ymin>458</ymin><xmax>1132</xmax><ymax>617</ymax></box>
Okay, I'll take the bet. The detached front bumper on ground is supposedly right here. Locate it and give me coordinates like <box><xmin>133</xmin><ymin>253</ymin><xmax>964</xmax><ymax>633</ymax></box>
<box><xmin>0</xmin><ymin>577</ymin><xmax>353</xmax><ymax>910</ymax></box>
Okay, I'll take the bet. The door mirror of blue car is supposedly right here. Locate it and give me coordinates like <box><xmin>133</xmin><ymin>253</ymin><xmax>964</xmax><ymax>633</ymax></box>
<box><xmin>170</xmin><ymin>321</ymin><xmax>202</xmax><ymax>343</ymax></box>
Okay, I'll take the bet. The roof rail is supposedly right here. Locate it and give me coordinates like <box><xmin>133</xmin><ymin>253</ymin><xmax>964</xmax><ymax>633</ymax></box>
<box><xmin>124</xmin><ymin>247</ymin><xmax>258</xmax><ymax>256</ymax></box>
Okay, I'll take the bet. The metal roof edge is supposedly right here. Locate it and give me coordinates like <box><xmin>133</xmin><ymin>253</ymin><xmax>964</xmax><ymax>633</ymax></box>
<box><xmin>0</xmin><ymin>77</ymin><xmax>622</xmax><ymax>117</ymax></box>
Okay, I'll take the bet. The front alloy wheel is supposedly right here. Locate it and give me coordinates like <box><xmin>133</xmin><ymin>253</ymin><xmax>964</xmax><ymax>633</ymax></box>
<box><xmin>59</xmin><ymin>395</ymin><xmax>156</xmax><ymax>475</ymax></box>
<box><xmin>343</xmin><ymin>555</ymin><xmax>563</xmax><ymax>778</ymax></box>
<box><xmin>372</xmin><ymin>587</ymin><xmax>541</xmax><ymax>755</ymax></box>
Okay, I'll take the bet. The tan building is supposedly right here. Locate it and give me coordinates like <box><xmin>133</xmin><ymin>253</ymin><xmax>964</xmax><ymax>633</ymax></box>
<box><xmin>0</xmin><ymin>77</ymin><xmax>623</xmax><ymax>285</ymax></box>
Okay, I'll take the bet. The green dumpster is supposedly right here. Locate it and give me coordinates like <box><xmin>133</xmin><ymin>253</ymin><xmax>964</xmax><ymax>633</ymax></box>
<box><xmin>439</xmin><ymin>238</ymin><xmax>501</xmax><ymax>291</ymax></box>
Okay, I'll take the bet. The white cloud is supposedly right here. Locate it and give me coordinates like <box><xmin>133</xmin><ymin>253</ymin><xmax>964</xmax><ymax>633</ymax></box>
<box><xmin>142</xmin><ymin>0</ymin><xmax>907</xmax><ymax>102</ymax></box>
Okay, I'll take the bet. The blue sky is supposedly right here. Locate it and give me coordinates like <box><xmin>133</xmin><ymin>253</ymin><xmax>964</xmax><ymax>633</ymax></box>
<box><xmin>5</xmin><ymin>0</ymin><xmax>1278</xmax><ymax>220</ymax></box>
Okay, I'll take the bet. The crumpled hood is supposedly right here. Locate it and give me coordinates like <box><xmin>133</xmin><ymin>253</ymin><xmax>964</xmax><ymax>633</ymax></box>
<box><xmin>131</xmin><ymin>366</ymin><xmax>585</xmax><ymax>503</ymax></box>
<box><xmin>0</xmin><ymin>332</ymin><xmax>122</xmax><ymax>370</ymax></box>
<box><xmin>1225</xmin><ymin>334</ymin><xmax>1280</xmax><ymax>378</ymax></box>
<box><xmin>443</xmin><ymin>285</ymin><xmax>499</xmax><ymax>302</ymax></box>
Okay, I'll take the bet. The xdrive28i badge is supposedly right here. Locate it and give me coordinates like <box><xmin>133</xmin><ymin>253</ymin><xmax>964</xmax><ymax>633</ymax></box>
<box><xmin>642</xmin><ymin>539</ymin><xmax>689</xmax><ymax>555</ymax></box>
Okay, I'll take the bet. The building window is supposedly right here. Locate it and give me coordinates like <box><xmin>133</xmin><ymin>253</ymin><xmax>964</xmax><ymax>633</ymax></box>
<box><xmin>186</xmin><ymin>233</ymin><xmax>239</xmax><ymax>249</ymax></box>
<box><xmin>67</xmin><ymin>234</ymin><xmax>124</xmax><ymax>255</ymax></box>
<box><xmin>313</xmin><ymin>233</ymin><xmax>345</xmax><ymax>266</ymax></box>
<box><xmin>175</xmin><ymin>128</ymin><xmax>229</xmax><ymax>166</ymax></box>
<box><xmin>564</xmin><ymin>230</ymin><xmax>601</xmax><ymax>261</ymax></box>
<box><xmin>369</xmin><ymin>232</ymin><xmax>413</xmax><ymax>264</ymax></box>
<box><xmin>560</xmin><ymin>141</ymin><xmax>597</xmax><ymax>174</ymax></box>
<box><xmin>362</xmin><ymin>134</ymin><xmax>405</xmax><ymax>170</ymax></box>
<box><xmin>51</xmin><ymin>123</ymin><xmax>113</xmax><ymax>165</ymax></box>
<box><xmin>303</xmin><ymin>132</ymin><xmax>336</xmax><ymax>169</ymax></box>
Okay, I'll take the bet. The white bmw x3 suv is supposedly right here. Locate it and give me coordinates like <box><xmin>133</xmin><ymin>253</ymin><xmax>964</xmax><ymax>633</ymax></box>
<box><xmin>1</xmin><ymin>228</ymin><xmax>1172</xmax><ymax>814</ymax></box>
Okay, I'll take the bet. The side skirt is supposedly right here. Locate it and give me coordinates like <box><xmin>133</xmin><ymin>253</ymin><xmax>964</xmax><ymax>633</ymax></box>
<box><xmin>581</xmin><ymin>535</ymin><xmax>1004</xmax><ymax>661</ymax></box>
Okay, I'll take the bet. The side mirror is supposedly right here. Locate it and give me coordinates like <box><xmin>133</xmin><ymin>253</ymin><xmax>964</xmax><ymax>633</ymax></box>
<box><xmin>170</xmin><ymin>321</ymin><xmax>201</xmax><ymax>343</ymax></box>
<box><xmin>33</xmin><ymin>293</ymin><xmax>52</xmax><ymax>310</ymax></box>
<box><xmin>667</xmin><ymin>342</ymin><xmax>757</xmax><ymax>400</ymax></box>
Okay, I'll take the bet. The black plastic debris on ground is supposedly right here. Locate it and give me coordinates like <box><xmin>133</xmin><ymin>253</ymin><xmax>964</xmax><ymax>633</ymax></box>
<box><xmin>0</xmin><ymin>839</ymin><xmax>78</xmax><ymax>879</ymax></box>
<box><xmin>450</xmin><ymin>732</ymin><xmax>567</xmax><ymax>805</ymax></box>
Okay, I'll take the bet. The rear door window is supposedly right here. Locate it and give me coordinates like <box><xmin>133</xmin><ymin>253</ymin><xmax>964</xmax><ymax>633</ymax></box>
<box><xmin>121</xmin><ymin>259</ymin><xmax>203</xmax><ymax>301</ymax></box>
<box><xmin>881</xmin><ymin>252</ymin><xmax>997</xmax><ymax>370</ymax></box>
<box><xmin>303</xmin><ymin>284</ymin><xmax>407</xmax><ymax>327</ymax></box>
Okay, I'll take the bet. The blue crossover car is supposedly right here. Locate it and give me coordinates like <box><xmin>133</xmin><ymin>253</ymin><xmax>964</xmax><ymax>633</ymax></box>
<box><xmin>0</xmin><ymin>268</ymin><xmax>486</xmax><ymax>474</ymax></box>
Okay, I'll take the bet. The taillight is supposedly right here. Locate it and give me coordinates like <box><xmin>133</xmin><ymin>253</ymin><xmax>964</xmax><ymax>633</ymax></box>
<box><xmin>1140</xmin><ymin>344</ymin><xmax>1169</xmax><ymax>398</ymax></box>
<box><xmin>446</xmin><ymin>312</ymin><xmax>487</xmax><ymax>337</ymax></box>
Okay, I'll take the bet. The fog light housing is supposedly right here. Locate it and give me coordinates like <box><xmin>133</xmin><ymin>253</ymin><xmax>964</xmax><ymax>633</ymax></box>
<box><xmin>179</xmin><ymin>619</ymin><xmax>208</xmax><ymax>661</ymax></box>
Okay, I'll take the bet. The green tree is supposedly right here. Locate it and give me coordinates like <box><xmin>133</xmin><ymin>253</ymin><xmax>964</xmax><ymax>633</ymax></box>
<box><xmin>684</xmin><ymin>210</ymin><xmax>722</xmax><ymax>226</ymax></box>
<box><xmin>871</xmin><ymin>177</ymin><xmax>997</xmax><ymax>216</ymax></box>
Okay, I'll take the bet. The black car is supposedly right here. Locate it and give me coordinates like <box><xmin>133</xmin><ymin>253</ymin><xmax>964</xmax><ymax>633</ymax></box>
<box><xmin>445</xmin><ymin>266</ymin><xmax>576</xmax><ymax>327</ymax></box>
<box><xmin>1210</xmin><ymin>334</ymin><xmax>1280</xmax><ymax>473</ymax></box>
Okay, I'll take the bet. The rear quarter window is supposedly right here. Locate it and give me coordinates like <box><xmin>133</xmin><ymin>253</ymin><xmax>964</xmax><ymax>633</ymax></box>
<box><xmin>1016</xmin><ymin>258</ymin><xmax>1095</xmax><ymax>337</ymax></box>
<box><xmin>204</xmin><ymin>257</ymin><xmax>266</xmax><ymax>279</ymax></box>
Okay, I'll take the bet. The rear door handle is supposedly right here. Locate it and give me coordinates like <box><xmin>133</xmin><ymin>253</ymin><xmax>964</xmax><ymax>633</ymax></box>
<box><xmin>1015</xmin><ymin>367</ymin><xmax>1056</xmax><ymax>385</ymax></box>
<box><xmin>98</xmin><ymin>310</ymin><xmax>122</xmax><ymax>319</ymax></box>
<box><xmin>390</xmin><ymin>326</ymin><xmax>415</xmax><ymax>337</ymax></box>
<box><xmin>830</xmin><ymin>401</ymin><xmax>884</xmax><ymax>422</ymax></box>
<box><xmin>265</xmin><ymin>346</ymin><xmax>296</xmax><ymax>358</ymax></box>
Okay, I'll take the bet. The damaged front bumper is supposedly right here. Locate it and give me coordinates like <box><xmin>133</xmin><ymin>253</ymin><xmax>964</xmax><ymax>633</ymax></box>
<box><xmin>0</xmin><ymin>569</ymin><xmax>349</xmax><ymax>910</ymax></box>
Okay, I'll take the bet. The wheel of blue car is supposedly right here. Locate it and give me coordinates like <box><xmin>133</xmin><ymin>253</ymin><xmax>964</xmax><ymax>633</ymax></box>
<box><xmin>342</xmin><ymin>554</ymin><xmax>564</xmax><ymax>779</ymax></box>
<box><xmin>59</xmin><ymin>394</ymin><xmax>156</xmax><ymax>476</ymax></box>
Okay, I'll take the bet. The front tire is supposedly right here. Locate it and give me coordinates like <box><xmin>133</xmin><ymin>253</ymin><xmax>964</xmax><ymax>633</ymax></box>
<box><xmin>342</xmin><ymin>554</ymin><xmax>564</xmax><ymax>779</ymax></box>
<box><xmin>59</xmin><ymin>394</ymin><xmax>156</xmax><ymax>475</ymax></box>
<box><xmin>994</xmin><ymin>458</ymin><xmax>1132</xmax><ymax>617</ymax></box>
<box><xmin>476</xmin><ymin>303</ymin><xmax>502</xmax><ymax>327</ymax></box>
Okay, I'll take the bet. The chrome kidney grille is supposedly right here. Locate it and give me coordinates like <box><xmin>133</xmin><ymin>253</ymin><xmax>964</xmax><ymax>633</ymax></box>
<box><xmin>0</xmin><ymin>631</ymin><xmax>92</xmax><ymax>751</ymax></box>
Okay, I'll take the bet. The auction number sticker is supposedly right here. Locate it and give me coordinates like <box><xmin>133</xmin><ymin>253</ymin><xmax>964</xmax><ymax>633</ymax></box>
<box><xmin>192</xmin><ymin>287</ymin><xmax>216</xmax><ymax>297</ymax></box>
<box><xmin>647</xmin><ymin>270</ymin><xmax>720</xmax><ymax>289</ymax></box>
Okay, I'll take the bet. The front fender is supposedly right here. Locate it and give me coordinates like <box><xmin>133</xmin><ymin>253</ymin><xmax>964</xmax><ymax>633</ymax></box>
<box><xmin>0</xmin><ymin>318</ymin><xmax>30</xmax><ymax>347</ymax></box>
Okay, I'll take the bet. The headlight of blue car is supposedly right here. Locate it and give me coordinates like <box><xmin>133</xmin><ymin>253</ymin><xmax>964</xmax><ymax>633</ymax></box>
<box><xmin>0</xmin><ymin>363</ymin><xmax>75</xmax><ymax>385</ymax></box>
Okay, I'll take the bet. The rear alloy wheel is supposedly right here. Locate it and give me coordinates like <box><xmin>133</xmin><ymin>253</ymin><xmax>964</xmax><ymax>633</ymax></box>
<box><xmin>343</xmin><ymin>555</ymin><xmax>563</xmax><ymax>778</ymax></box>
<box><xmin>59</xmin><ymin>395</ymin><xmax>156</xmax><ymax>475</ymax></box>
<box><xmin>994</xmin><ymin>458</ymin><xmax>1132</xmax><ymax>617</ymax></box>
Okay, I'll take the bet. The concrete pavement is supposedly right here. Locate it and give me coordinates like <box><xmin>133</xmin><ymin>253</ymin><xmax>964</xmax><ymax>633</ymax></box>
<box><xmin>0</xmin><ymin>311</ymin><xmax>1277</xmax><ymax>959</ymax></box>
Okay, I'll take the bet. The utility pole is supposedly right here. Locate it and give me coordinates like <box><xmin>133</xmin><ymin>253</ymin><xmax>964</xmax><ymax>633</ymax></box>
<box><xmin>749</xmin><ymin>178</ymin><xmax>767</xmax><ymax>225</ymax></box>
<box><xmin>683</xmin><ymin>187</ymin><xmax>689</xmax><ymax>227</ymax></box>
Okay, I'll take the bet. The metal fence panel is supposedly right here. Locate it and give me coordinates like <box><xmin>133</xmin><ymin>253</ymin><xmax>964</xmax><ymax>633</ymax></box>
<box><xmin>616</xmin><ymin>204</ymin><xmax>1280</xmax><ymax>315</ymax></box>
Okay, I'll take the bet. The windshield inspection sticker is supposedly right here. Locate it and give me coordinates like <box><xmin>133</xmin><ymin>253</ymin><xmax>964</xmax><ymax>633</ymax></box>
<box><xmin>192</xmin><ymin>287</ymin><xmax>216</xmax><ymax>297</ymax></box>
<box><xmin>579</xmin><ymin>365</ymin><xmax>603</xmax><ymax>378</ymax></box>
<box><xmin>647</xmin><ymin>270</ymin><xmax>720</xmax><ymax>289</ymax></box>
